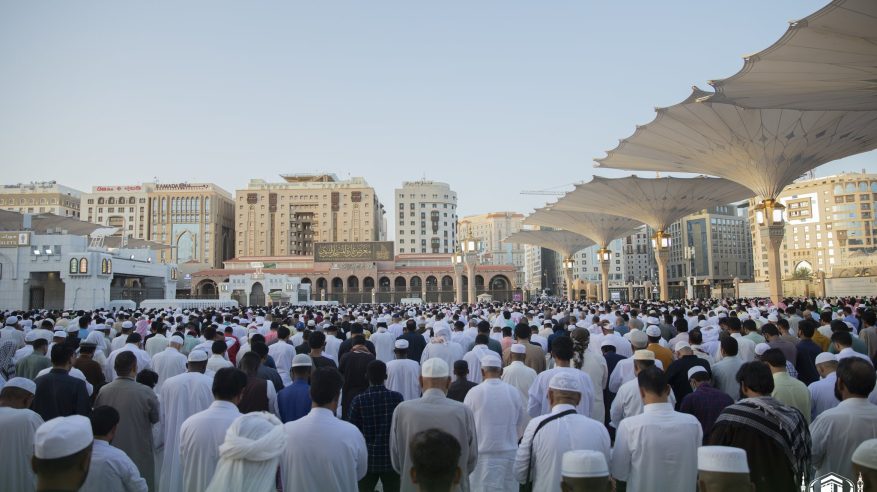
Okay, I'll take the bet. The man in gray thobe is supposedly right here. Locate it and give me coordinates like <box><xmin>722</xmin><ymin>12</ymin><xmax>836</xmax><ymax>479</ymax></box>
<box><xmin>95</xmin><ymin>351</ymin><xmax>160</xmax><ymax>491</ymax></box>
<box><xmin>390</xmin><ymin>357</ymin><xmax>478</xmax><ymax>492</ymax></box>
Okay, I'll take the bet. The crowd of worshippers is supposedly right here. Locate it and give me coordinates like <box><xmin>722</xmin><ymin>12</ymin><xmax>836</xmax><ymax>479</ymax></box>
<box><xmin>0</xmin><ymin>296</ymin><xmax>876</xmax><ymax>492</ymax></box>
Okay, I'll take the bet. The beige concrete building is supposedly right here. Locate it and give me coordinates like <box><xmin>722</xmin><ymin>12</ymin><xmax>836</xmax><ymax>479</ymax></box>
<box><xmin>82</xmin><ymin>182</ymin><xmax>235</xmax><ymax>271</ymax></box>
<box><xmin>395</xmin><ymin>180</ymin><xmax>457</xmax><ymax>255</ymax></box>
<box><xmin>749</xmin><ymin>171</ymin><xmax>877</xmax><ymax>281</ymax></box>
<box><xmin>235</xmin><ymin>174</ymin><xmax>386</xmax><ymax>257</ymax></box>
<box><xmin>459</xmin><ymin>211</ymin><xmax>526</xmax><ymax>284</ymax></box>
<box><xmin>0</xmin><ymin>181</ymin><xmax>82</xmax><ymax>218</ymax></box>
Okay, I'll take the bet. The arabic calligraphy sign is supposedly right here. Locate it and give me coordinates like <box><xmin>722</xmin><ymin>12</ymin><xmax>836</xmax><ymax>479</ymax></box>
<box><xmin>314</xmin><ymin>241</ymin><xmax>394</xmax><ymax>262</ymax></box>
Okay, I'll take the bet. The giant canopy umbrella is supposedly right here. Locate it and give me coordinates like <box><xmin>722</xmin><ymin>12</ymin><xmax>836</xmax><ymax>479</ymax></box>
<box><xmin>523</xmin><ymin>208</ymin><xmax>642</xmax><ymax>301</ymax></box>
<box><xmin>551</xmin><ymin>176</ymin><xmax>752</xmax><ymax>301</ymax></box>
<box><xmin>594</xmin><ymin>89</ymin><xmax>877</xmax><ymax>303</ymax></box>
<box><xmin>707</xmin><ymin>0</ymin><xmax>877</xmax><ymax>111</ymax></box>
<box><xmin>502</xmin><ymin>230</ymin><xmax>594</xmax><ymax>301</ymax></box>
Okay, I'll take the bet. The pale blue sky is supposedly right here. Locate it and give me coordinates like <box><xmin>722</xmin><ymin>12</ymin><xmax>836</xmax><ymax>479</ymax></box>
<box><xmin>1</xmin><ymin>1</ymin><xmax>874</xmax><ymax>239</ymax></box>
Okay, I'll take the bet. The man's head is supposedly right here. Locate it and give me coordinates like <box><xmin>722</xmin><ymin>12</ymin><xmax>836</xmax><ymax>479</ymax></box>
<box><xmin>560</xmin><ymin>450</ymin><xmax>611</xmax><ymax>492</ymax></box>
<box><xmin>409</xmin><ymin>429</ymin><xmax>461</xmax><ymax>492</ymax></box>
<box><xmin>760</xmin><ymin>348</ymin><xmax>787</xmax><ymax>373</ymax></box>
<box><xmin>514</xmin><ymin>323</ymin><xmax>531</xmax><ymax>341</ymax></box>
<box><xmin>697</xmin><ymin>446</ymin><xmax>754</xmax><ymax>492</ymax></box>
<box><xmin>552</xmin><ymin>336</ymin><xmax>574</xmax><ymax>364</ymax></box>
<box><xmin>835</xmin><ymin>357</ymin><xmax>877</xmax><ymax>401</ymax></box>
<box><xmin>689</xmin><ymin>366</ymin><xmax>711</xmax><ymax>391</ymax></box>
<box><xmin>815</xmin><ymin>352</ymin><xmax>838</xmax><ymax>379</ymax></box>
<box><xmin>114</xmin><ymin>351</ymin><xmax>138</xmax><ymax>378</ymax></box>
<box><xmin>187</xmin><ymin>349</ymin><xmax>209</xmax><ymax>373</ymax></box>
<box><xmin>547</xmin><ymin>372</ymin><xmax>582</xmax><ymax>408</ymax></box>
<box><xmin>310</xmin><ymin>367</ymin><xmax>343</xmax><ymax>410</ymax></box>
<box><xmin>760</xmin><ymin>323</ymin><xmax>779</xmax><ymax>341</ymax></box>
<box><xmin>637</xmin><ymin>365</ymin><xmax>671</xmax><ymax>404</ymax></box>
<box><xmin>628</xmin><ymin>329</ymin><xmax>648</xmax><ymax>351</ymax></box>
<box><xmin>51</xmin><ymin>343</ymin><xmax>74</xmax><ymax>369</ymax></box>
<box><xmin>632</xmin><ymin>350</ymin><xmax>656</xmax><ymax>376</ymax></box>
<box><xmin>831</xmin><ymin>331</ymin><xmax>854</xmax><ymax>352</ymax></box>
<box><xmin>309</xmin><ymin>331</ymin><xmax>326</xmax><ymax>351</ymax></box>
<box><xmin>719</xmin><ymin>336</ymin><xmax>738</xmax><ymax>358</ymax></box>
<box><xmin>479</xmin><ymin>354</ymin><xmax>502</xmax><ymax>380</ymax></box>
<box><xmin>452</xmin><ymin>360</ymin><xmax>469</xmax><ymax>380</ymax></box>
<box><xmin>736</xmin><ymin>361</ymin><xmax>774</xmax><ymax>398</ymax></box>
<box><xmin>212</xmin><ymin>367</ymin><xmax>248</xmax><ymax>404</ymax></box>
<box><xmin>366</xmin><ymin>360</ymin><xmax>388</xmax><ymax>386</ymax></box>
<box><xmin>853</xmin><ymin>439</ymin><xmax>877</xmax><ymax>492</ymax></box>
<box><xmin>32</xmin><ymin>415</ymin><xmax>94</xmax><ymax>491</ymax></box>
<box><xmin>0</xmin><ymin>377</ymin><xmax>36</xmax><ymax>409</ymax></box>
<box><xmin>394</xmin><ymin>339</ymin><xmax>409</xmax><ymax>359</ymax></box>
<box><xmin>238</xmin><ymin>351</ymin><xmax>262</xmax><ymax>376</ymax></box>
<box><xmin>291</xmin><ymin>353</ymin><xmax>313</xmax><ymax>380</ymax></box>
<box><xmin>510</xmin><ymin>343</ymin><xmax>527</xmax><ymax>362</ymax></box>
<box><xmin>421</xmin><ymin>358</ymin><xmax>451</xmax><ymax>393</ymax></box>
<box><xmin>90</xmin><ymin>405</ymin><xmax>120</xmax><ymax>442</ymax></box>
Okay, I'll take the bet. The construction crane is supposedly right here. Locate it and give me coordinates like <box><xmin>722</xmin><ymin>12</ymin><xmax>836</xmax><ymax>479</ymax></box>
<box><xmin>520</xmin><ymin>182</ymin><xmax>577</xmax><ymax>196</ymax></box>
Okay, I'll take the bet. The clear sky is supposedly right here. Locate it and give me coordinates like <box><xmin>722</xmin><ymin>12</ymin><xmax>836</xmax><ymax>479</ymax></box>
<box><xmin>1</xmin><ymin>1</ymin><xmax>874</xmax><ymax>239</ymax></box>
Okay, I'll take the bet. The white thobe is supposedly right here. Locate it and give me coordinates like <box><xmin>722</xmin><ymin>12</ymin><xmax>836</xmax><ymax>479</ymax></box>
<box><xmin>711</xmin><ymin>355</ymin><xmax>744</xmax><ymax>401</ymax></box>
<box><xmin>111</xmin><ymin>334</ymin><xmax>128</xmax><ymax>353</ymax></box>
<box><xmin>281</xmin><ymin>407</ymin><xmax>367</xmax><ymax>492</ymax></box>
<box><xmin>268</xmin><ymin>341</ymin><xmax>296</xmax><ymax>387</ymax></box>
<box><xmin>386</xmin><ymin>358</ymin><xmax>421</xmax><ymax>401</ymax></box>
<box><xmin>602</xmin><ymin>333</ymin><xmax>632</xmax><ymax>357</ymax></box>
<box><xmin>36</xmin><ymin>366</ymin><xmax>93</xmax><ymax>396</ymax></box>
<box><xmin>611</xmin><ymin>402</ymin><xmax>701</xmax><ymax>492</ymax></box>
<box><xmin>420</xmin><ymin>341</ymin><xmax>462</xmax><ymax>368</ymax></box>
<box><xmin>608</xmin><ymin>358</ymin><xmax>664</xmax><ymax>393</ymax></box>
<box><xmin>159</xmin><ymin>371</ymin><xmax>214</xmax><ymax>492</ymax></box>
<box><xmin>837</xmin><ymin>347</ymin><xmax>873</xmax><ymax>364</ymax></box>
<box><xmin>0</xmin><ymin>406</ymin><xmax>42</xmax><ymax>492</ymax></box>
<box><xmin>580</xmin><ymin>351</ymin><xmax>608</xmax><ymax>423</ymax></box>
<box><xmin>370</xmin><ymin>329</ymin><xmax>397</xmax><ymax>363</ymax></box>
<box><xmin>808</xmin><ymin>372</ymin><xmax>840</xmax><ymax>420</ymax></box>
<box><xmin>528</xmin><ymin>366</ymin><xmax>595</xmax><ymax>418</ymax></box>
<box><xmin>465</xmin><ymin>379</ymin><xmax>526</xmax><ymax>492</ymax></box>
<box><xmin>610</xmin><ymin>377</ymin><xmax>677</xmax><ymax>429</ymax></box>
<box><xmin>811</xmin><ymin>398</ymin><xmax>877</xmax><ymax>479</ymax></box>
<box><xmin>179</xmin><ymin>401</ymin><xmax>241</xmax><ymax>492</ymax></box>
<box><xmin>502</xmin><ymin>361</ymin><xmax>537</xmax><ymax>406</ymax></box>
<box><xmin>13</xmin><ymin>345</ymin><xmax>33</xmax><ymax>364</ymax></box>
<box><xmin>206</xmin><ymin>354</ymin><xmax>232</xmax><ymax>373</ymax></box>
<box><xmin>105</xmin><ymin>344</ymin><xmax>152</xmax><ymax>381</ymax></box>
<box><xmin>730</xmin><ymin>333</ymin><xmax>756</xmax><ymax>362</ymax></box>
<box><xmin>462</xmin><ymin>345</ymin><xmax>492</xmax><ymax>384</ymax></box>
<box><xmin>514</xmin><ymin>403</ymin><xmax>611</xmax><ymax>492</ymax></box>
<box><xmin>388</xmin><ymin>323</ymin><xmax>404</xmax><ymax>338</ymax></box>
<box><xmin>80</xmin><ymin>439</ymin><xmax>148</xmax><ymax>492</ymax></box>
<box><xmin>145</xmin><ymin>334</ymin><xmax>169</xmax><ymax>357</ymax></box>
<box><xmin>324</xmin><ymin>335</ymin><xmax>341</xmax><ymax>361</ymax></box>
<box><xmin>152</xmin><ymin>347</ymin><xmax>187</xmax><ymax>392</ymax></box>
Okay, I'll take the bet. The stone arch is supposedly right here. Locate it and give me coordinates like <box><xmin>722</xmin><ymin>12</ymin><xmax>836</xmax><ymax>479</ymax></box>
<box><xmin>347</xmin><ymin>276</ymin><xmax>360</xmax><ymax>292</ymax></box>
<box><xmin>409</xmin><ymin>276</ymin><xmax>422</xmax><ymax>293</ymax></box>
<box><xmin>394</xmin><ymin>276</ymin><xmax>407</xmax><ymax>291</ymax></box>
<box><xmin>426</xmin><ymin>275</ymin><xmax>438</xmax><ymax>291</ymax></box>
<box><xmin>489</xmin><ymin>274</ymin><xmax>511</xmax><ymax>291</ymax></box>
<box><xmin>331</xmin><ymin>277</ymin><xmax>344</xmax><ymax>292</ymax></box>
<box><xmin>441</xmin><ymin>275</ymin><xmax>454</xmax><ymax>290</ymax></box>
<box><xmin>249</xmin><ymin>282</ymin><xmax>265</xmax><ymax>306</ymax></box>
<box><xmin>175</xmin><ymin>229</ymin><xmax>198</xmax><ymax>263</ymax></box>
<box><xmin>363</xmin><ymin>277</ymin><xmax>375</xmax><ymax>291</ymax></box>
<box><xmin>379</xmin><ymin>276</ymin><xmax>391</xmax><ymax>291</ymax></box>
<box><xmin>475</xmin><ymin>275</ymin><xmax>485</xmax><ymax>290</ymax></box>
<box><xmin>196</xmin><ymin>279</ymin><xmax>217</xmax><ymax>298</ymax></box>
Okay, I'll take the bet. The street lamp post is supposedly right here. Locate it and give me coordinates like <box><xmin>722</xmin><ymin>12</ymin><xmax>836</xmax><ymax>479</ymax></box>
<box><xmin>562</xmin><ymin>257</ymin><xmax>575</xmax><ymax>302</ymax></box>
<box><xmin>451</xmin><ymin>250</ymin><xmax>464</xmax><ymax>304</ymax></box>
<box><xmin>651</xmin><ymin>231</ymin><xmax>672</xmax><ymax>301</ymax></box>
<box><xmin>755</xmin><ymin>199</ymin><xmax>786</xmax><ymax>304</ymax></box>
<box><xmin>460</xmin><ymin>234</ymin><xmax>480</xmax><ymax>304</ymax></box>
<box><xmin>597</xmin><ymin>247</ymin><xmax>612</xmax><ymax>302</ymax></box>
<box><xmin>683</xmin><ymin>245</ymin><xmax>695</xmax><ymax>299</ymax></box>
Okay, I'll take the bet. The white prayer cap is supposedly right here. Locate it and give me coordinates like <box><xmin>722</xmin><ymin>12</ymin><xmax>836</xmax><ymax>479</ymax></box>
<box><xmin>674</xmin><ymin>341</ymin><xmax>691</xmax><ymax>352</ymax></box>
<box><xmin>188</xmin><ymin>350</ymin><xmax>209</xmax><ymax>362</ymax></box>
<box><xmin>698</xmin><ymin>446</ymin><xmax>749</xmax><ymax>473</ymax></box>
<box><xmin>121</xmin><ymin>321</ymin><xmax>134</xmax><ymax>329</ymax></box>
<box><xmin>169</xmin><ymin>335</ymin><xmax>184</xmax><ymax>345</ymax></box>
<box><xmin>480</xmin><ymin>354</ymin><xmax>502</xmax><ymax>368</ymax></box>
<box><xmin>292</xmin><ymin>354</ymin><xmax>312</xmax><ymax>368</ymax></box>
<box><xmin>394</xmin><ymin>339</ymin><xmax>409</xmax><ymax>350</ymax></box>
<box><xmin>767</xmin><ymin>314</ymin><xmax>778</xmax><ymax>323</ymax></box>
<box><xmin>307</xmin><ymin>319</ymin><xmax>316</xmax><ymax>327</ymax></box>
<box><xmin>84</xmin><ymin>331</ymin><xmax>104</xmax><ymax>345</ymax></box>
<box><xmin>34</xmin><ymin>415</ymin><xmax>93</xmax><ymax>459</ymax></box>
<box><xmin>548</xmin><ymin>372</ymin><xmax>581</xmax><ymax>393</ymax></box>
<box><xmin>5</xmin><ymin>315</ymin><xmax>18</xmax><ymax>325</ymax></box>
<box><xmin>53</xmin><ymin>330</ymin><xmax>67</xmax><ymax>338</ymax></box>
<box><xmin>421</xmin><ymin>358</ymin><xmax>450</xmax><ymax>378</ymax></box>
<box><xmin>628</xmin><ymin>330</ymin><xmax>647</xmax><ymax>348</ymax></box>
<box><xmin>688</xmin><ymin>366</ymin><xmax>708</xmax><ymax>379</ymax></box>
<box><xmin>511</xmin><ymin>343</ymin><xmax>527</xmax><ymax>354</ymax></box>
<box><xmin>3</xmin><ymin>377</ymin><xmax>36</xmax><ymax>395</ymax></box>
<box><xmin>25</xmin><ymin>331</ymin><xmax>39</xmax><ymax>342</ymax></box>
<box><xmin>561</xmin><ymin>450</ymin><xmax>609</xmax><ymax>478</ymax></box>
<box><xmin>600</xmin><ymin>340</ymin><xmax>614</xmax><ymax>348</ymax></box>
<box><xmin>645</xmin><ymin>325</ymin><xmax>661</xmax><ymax>338</ymax></box>
<box><xmin>815</xmin><ymin>352</ymin><xmax>837</xmax><ymax>365</ymax></box>
<box><xmin>65</xmin><ymin>325</ymin><xmax>79</xmax><ymax>333</ymax></box>
<box><xmin>754</xmin><ymin>343</ymin><xmax>770</xmax><ymax>356</ymax></box>
<box><xmin>852</xmin><ymin>439</ymin><xmax>877</xmax><ymax>469</ymax></box>
<box><xmin>633</xmin><ymin>350</ymin><xmax>655</xmax><ymax>361</ymax></box>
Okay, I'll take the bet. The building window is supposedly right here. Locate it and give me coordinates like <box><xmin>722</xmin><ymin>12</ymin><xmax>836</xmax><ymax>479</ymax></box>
<box><xmin>69</xmin><ymin>258</ymin><xmax>78</xmax><ymax>274</ymax></box>
<box><xmin>79</xmin><ymin>258</ymin><xmax>88</xmax><ymax>274</ymax></box>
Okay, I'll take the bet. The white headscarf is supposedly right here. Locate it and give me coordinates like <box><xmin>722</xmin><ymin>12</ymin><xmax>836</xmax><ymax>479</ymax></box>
<box><xmin>205</xmin><ymin>412</ymin><xmax>286</xmax><ymax>492</ymax></box>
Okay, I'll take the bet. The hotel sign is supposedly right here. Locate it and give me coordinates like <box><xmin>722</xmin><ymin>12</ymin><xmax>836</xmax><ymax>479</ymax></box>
<box><xmin>0</xmin><ymin>232</ymin><xmax>30</xmax><ymax>247</ymax></box>
<box><xmin>95</xmin><ymin>185</ymin><xmax>143</xmax><ymax>192</ymax></box>
<box><xmin>314</xmin><ymin>242</ymin><xmax>394</xmax><ymax>262</ymax></box>
<box><xmin>155</xmin><ymin>183</ymin><xmax>211</xmax><ymax>191</ymax></box>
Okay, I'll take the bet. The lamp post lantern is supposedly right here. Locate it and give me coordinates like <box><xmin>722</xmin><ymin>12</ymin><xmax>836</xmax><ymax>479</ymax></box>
<box><xmin>460</xmin><ymin>233</ymin><xmax>480</xmax><ymax>304</ymax></box>
<box><xmin>650</xmin><ymin>230</ymin><xmax>672</xmax><ymax>301</ymax></box>
<box><xmin>597</xmin><ymin>247</ymin><xmax>612</xmax><ymax>302</ymax></box>
<box><xmin>755</xmin><ymin>198</ymin><xmax>786</xmax><ymax>304</ymax></box>
<box><xmin>451</xmin><ymin>249</ymin><xmax>464</xmax><ymax>303</ymax></box>
<box><xmin>562</xmin><ymin>257</ymin><xmax>576</xmax><ymax>302</ymax></box>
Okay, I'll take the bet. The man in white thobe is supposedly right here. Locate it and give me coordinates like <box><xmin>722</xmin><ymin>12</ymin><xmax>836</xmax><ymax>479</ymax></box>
<box><xmin>464</xmin><ymin>354</ymin><xmax>526</xmax><ymax>492</ymax></box>
<box><xmin>280</xmin><ymin>367</ymin><xmax>367</xmax><ymax>491</ymax></box>
<box><xmin>370</xmin><ymin>323</ymin><xmax>396</xmax><ymax>363</ymax></box>
<box><xmin>105</xmin><ymin>334</ymin><xmax>152</xmax><ymax>381</ymax></box>
<box><xmin>502</xmin><ymin>344</ymin><xmax>537</xmax><ymax>406</ymax></box>
<box><xmin>0</xmin><ymin>378</ymin><xmax>43</xmax><ymax>492</ymax></box>
<box><xmin>386</xmin><ymin>340</ymin><xmax>421</xmax><ymax>401</ymax></box>
<box><xmin>158</xmin><ymin>351</ymin><xmax>213</xmax><ymax>492</ymax></box>
<box><xmin>528</xmin><ymin>336</ymin><xmax>595</xmax><ymax>418</ymax></box>
<box><xmin>611</xmin><ymin>365</ymin><xmax>701</xmax><ymax>492</ymax></box>
<box><xmin>144</xmin><ymin>326</ymin><xmax>169</xmax><ymax>357</ymax></box>
<box><xmin>152</xmin><ymin>336</ymin><xmax>187</xmax><ymax>392</ymax></box>
<box><xmin>268</xmin><ymin>327</ymin><xmax>296</xmax><ymax>387</ymax></box>
<box><xmin>514</xmin><ymin>372</ymin><xmax>611</xmax><ymax>492</ymax></box>
<box><xmin>179</xmin><ymin>367</ymin><xmax>245</xmax><ymax>492</ymax></box>
<box><xmin>810</xmin><ymin>357</ymin><xmax>877</xmax><ymax>479</ymax></box>
<box><xmin>809</xmin><ymin>353</ymin><xmax>840</xmax><ymax>419</ymax></box>
<box><xmin>462</xmin><ymin>336</ymin><xmax>493</xmax><ymax>384</ymax></box>
<box><xmin>80</xmin><ymin>406</ymin><xmax>148</xmax><ymax>492</ymax></box>
<box><xmin>574</xmin><ymin>329</ymin><xmax>608</xmax><ymax>424</ymax></box>
<box><xmin>610</xmin><ymin>351</ymin><xmax>676</xmax><ymax>429</ymax></box>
